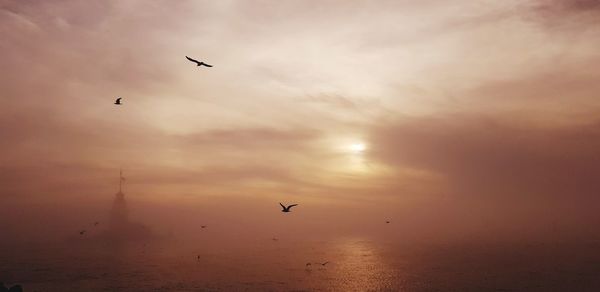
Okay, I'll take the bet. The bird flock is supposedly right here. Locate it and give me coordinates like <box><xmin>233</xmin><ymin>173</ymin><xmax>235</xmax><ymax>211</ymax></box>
<box><xmin>78</xmin><ymin>221</ymin><xmax>101</xmax><ymax>237</ymax></box>
<box><xmin>104</xmin><ymin>56</ymin><xmax>393</xmax><ymax>269</ymax></box>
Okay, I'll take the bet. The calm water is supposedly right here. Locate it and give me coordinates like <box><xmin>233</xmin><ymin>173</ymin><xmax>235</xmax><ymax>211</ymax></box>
<box><xmin>1</xmin><ymin>238</ymin><xmax>599</xmax><ymax>291</ymax></box>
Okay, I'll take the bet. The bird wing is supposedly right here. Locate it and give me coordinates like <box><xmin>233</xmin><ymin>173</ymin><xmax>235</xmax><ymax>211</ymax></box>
<box><xmin>287</xmin><ymin>204</ymin><xmax>298</xmax><ymax>209</ymax></box>
<box><xmin>186</xmin><ymin>56</ymin><xmax>200</xmax><ymax>64</ymax></box>
<box><xmin>279</xmin><ymin>202</ymin><xmax>286</xmax><ymax>210</ymax></box>
<box><xmin>116</xmin><ymin>98</ymin><xmax>122</xmax><ymax>102</ymax></box>
<box><xmin>322</xmin><ymin>262</ymin><xmax>329</xmax><ymax>265</ymax></box>
<box><xmin>201</xmin><ymin>63</ymin><xmax>213</xmax><ymax>67</ymax></box>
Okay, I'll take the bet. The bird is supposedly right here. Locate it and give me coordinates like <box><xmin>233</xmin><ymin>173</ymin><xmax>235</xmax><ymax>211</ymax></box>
<box><xmin>386</xmin><ymin>220</ymin><xmax>390</xmax><ymax>224</ymax></box>
<box><xmin>318</xmin><ymin>262</ymin><xmax>329</xmax><ymax>266</ymax></box>
<box><xmin>114</xmin><ymin>97</ymin><xmax>122</xmax><ymax>105</ymax></box>
<box><xmin>201</xmin><ymin>225</ymin><xmax>207</xmax><ymax>229</ymax></box>
<box><xmin>279</xmin><ymin>203</ymin><xmax>298</xmax><ymax>213</ymax></box>
<box><xmin>2</xmin><ymin>284</ymin><xmax>23</xmax><ymax>292</ymax></box>
<box><xmin>185</xmin><ymin>56</ymin><xmax>213</xmax><ymax>67</ymax></box>
<box><xmin>79</xmin><ymin>230</ymin><xmax>86</xmax><ymax>235</ymax></box>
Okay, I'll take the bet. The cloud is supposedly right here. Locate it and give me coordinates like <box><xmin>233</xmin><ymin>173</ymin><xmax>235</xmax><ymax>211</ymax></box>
<box><xmin>0</xmin><ymin>8</ymin><xmax>40</xmax><ymax>32</ymax></box>
<box><xmin>300</xmin><ymin>93</ymin><xmax>385</xmax><ymax>111</ymax></box>
<box><xmin>369</xmin><ymin>113</ymin><xmax>600</xmax><ymax>201</ymax></box>
<box><xmin>528</xmin><ymin>0</ymin><xmax>600</xmax><ymax>28</ymax></box>
<box><xmin>2</xmin><ymin>0</ymin><xmax>600</xmax><ymax>217</ymax></box>
<box><xmin>177</xmin><ymin>127</ymin><xmax>320</xmax><ymax>150</ymax></box>
<box><xmin>535</xmin><ymin>0</ymin><xmax>600</xmax><ymax>14</ymax></box>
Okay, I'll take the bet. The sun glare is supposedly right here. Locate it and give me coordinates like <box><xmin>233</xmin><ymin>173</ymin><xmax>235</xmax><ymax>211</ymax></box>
<box><xmin>349</xmin><ymin>143</ymin><xmax>366</xmax><ymax>153</ymax></box>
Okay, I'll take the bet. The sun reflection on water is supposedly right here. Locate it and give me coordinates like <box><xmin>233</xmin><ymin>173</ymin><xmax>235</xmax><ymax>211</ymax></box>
<box><xmin>329</xmin><ymin>238</ymin><xmax>394</xmax><ymax>291</ymax></box>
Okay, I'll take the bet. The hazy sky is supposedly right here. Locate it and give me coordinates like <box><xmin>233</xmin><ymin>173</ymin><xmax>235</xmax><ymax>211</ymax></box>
<box><xmin>1</xmin><ymin>0</ymin><xmax>600</xmax><ymax>241</ymax></box>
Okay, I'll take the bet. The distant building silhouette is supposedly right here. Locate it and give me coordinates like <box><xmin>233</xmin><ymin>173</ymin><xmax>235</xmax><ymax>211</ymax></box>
<box><xmin>109</xmin><ymin>170</ymin><xmax>129</xmax><ymax>235</ymax></box>
<box><xmin>105</xmin><ymin>170</ymin><xmax>153</xmax><ymax>241</ymax></box>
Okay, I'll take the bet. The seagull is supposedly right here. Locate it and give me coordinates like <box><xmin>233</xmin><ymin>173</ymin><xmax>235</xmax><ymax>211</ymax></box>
<box><xmin>114</xmin><ymin>97</ymin><xmax>122</xmax><ymax>105</ymax></box>
<box><xmin>279</xmin><ymin>203</ymin><xmax>298</xmax><ymax>213</ymax></box>
<box><xmin>6</xmin><ymin>284</ymin><xmax>23</xmax><ymax>292</ymax></box>
<box><xmin>185</xmin><ymin>56</ymin><xmax>213</xmax><ymax>67</ymax></box>
<box><xmin>79</xmin><ymin>230</ymin><xmax>86</xmax><ymax>235</ymax></box>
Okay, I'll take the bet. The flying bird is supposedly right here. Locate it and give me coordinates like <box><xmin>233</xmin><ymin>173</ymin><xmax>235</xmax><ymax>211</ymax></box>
<box><xmin>185</xmin><ymin>56</ymin><xmax>213</xmax><ymax>67</ymax></box>
<box><xmin>4</xmin><ymin>284</ymin><xmax>23</xmax><ymax>292</ymax></box>
<box><xmin>114</xmin><ymin>97</ymin><xmax>122</xmax><ymax>105</ymax></box>
<box><xmin>279</xmin><ymin>203</ymin><xmax>298</xmax><ymax>213</ymax></box>
<box><xmin>319</xmin><ymin>262</ymin><xmax>329</xmax><ymax>266</ymax></box>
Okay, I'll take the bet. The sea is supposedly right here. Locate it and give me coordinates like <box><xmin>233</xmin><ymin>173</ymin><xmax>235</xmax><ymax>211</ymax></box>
<box><xmin>2</xmin><ymin>237</ymin><xmax>600</xmax><ymax>291</ymax></box>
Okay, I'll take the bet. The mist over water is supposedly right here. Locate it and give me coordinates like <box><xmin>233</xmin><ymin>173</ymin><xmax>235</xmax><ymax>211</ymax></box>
<box><xmin>1</xmin><ymin>188</ymin><xmax>599</xmax><ymax>291</ymax></box>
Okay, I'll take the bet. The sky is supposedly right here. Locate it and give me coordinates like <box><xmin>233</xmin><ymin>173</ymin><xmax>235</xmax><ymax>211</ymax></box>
<box><xmin>1</xmin><ymin>0</ymin><xmax>600</xmax><ymax>243</ymax></box>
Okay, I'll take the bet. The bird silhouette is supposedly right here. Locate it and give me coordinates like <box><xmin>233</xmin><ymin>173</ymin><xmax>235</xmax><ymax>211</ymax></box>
<box><xmin>0</xmin><ymin>283</ymin><xmax>23</xmax><ymax>292</ymax></box>
<box><xmin>185</xmin><ymin>56</ymin><xmax>213</xmax><ymax>67</ymax></box>
<box><xmin>279</xmin><ymin>203</ymin><xmax>298</xmax><ymax>212</ymax></box>
<box><xmin>114</xmin><ymin>97</ymin><xmax>122</xmax><ymax>105</ymax></box>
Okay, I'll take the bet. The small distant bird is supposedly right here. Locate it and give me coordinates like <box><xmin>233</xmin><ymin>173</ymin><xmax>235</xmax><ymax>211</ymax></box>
<box><xmin>6</xmin><ymin>284</ymin><xmax>23</xmax><ymax>292</ymax></box>
<box><xmin>386</xmin><ymin>220</ymin><xmax>390</xmax><ymax>224</ymax></box>
<box><xmin>79</xmin><ymin>230</ymin><xmax>86</xmax><ymax>235</ymax></box>
<box><xmin>94</xmin><ymin>222</ymin><xmax>100</xmax><ymax>226</ymax></box>
<box><xmin>114</xmin><ymin>97</ymin><xmax>122</xmax><ymax>105</ymax></box>
<box><xmin>279</xmin><ymin>203</ymin><xmax>298</xmax><ymax>213</ymax></box>
<box><xmin>319</xmin><ymin>262</ymin><xmax>329</xmax><ymax>266</ymax></box>
<box><xmin>185</xmin><ymin>56</ymin><xmax>213</xmax><ymax>67</ymax></box>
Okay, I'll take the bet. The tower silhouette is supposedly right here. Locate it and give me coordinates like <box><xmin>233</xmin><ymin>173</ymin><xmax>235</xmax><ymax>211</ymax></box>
<box><xmin>109</xmin><ymin>169</ymin><xmax>129</xmax><ymax>236</ymax></box>
<box><xmin>105</xmin><ymin>169</ymin><xmax>153</xmax><ymax>241</ymax></box>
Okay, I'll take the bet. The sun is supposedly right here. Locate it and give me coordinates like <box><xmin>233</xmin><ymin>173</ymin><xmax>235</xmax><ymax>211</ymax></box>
<box><xmin>349</xmin><ymin>143</ymin><xmax>366</xmax><ymax>153</ymax></box>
